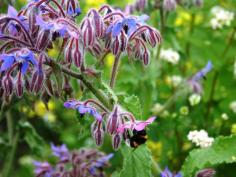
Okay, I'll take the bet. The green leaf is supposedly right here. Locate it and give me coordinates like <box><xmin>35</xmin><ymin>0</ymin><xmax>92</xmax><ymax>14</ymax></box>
<box><xmin>118</xmin><ymin>94</ymin><xmax>142</xmax><ymax>119</ymax></box>
<box><xmin>19</xmin><ymin>121</ymin><xmax>45</xmax><ymax>156</ymax></box>
<box><xmin>119</xmin><ymin>145</ymin><xmax>152</xmax><ymax>177</ymax></box>
<box><xmin>181</xmin><ymin>135</ymin><xmax>236</xmax><ymax>176</ymax></box>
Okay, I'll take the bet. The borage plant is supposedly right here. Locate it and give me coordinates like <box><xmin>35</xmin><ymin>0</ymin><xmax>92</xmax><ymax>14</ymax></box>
<box><xmin>0</xmin><ymin>0</ymin><xmax>161</xmax><ymax>176</ymax></box>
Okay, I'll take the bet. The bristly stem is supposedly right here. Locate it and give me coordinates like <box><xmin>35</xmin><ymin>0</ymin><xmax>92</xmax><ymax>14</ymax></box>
<box><xmin>46</xmin><ymin>59</ymin><xmax>111</xmax><ymax>109</ymax></box>
<box><xmin>110</xmin><ymin>53</ymin><xmax>121</xmax><ymax>89</ymax></box>
<box><xmin>1</xmin><ymin>112</ymin><xmax>19</xmax><ymax>177</ymax></box>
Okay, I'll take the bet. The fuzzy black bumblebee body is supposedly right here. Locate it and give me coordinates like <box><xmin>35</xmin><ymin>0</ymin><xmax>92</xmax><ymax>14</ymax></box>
<box><xmin>130</xmin><ymin>129</ymin><xmax>148</xmax><ymax>148</ymax></box>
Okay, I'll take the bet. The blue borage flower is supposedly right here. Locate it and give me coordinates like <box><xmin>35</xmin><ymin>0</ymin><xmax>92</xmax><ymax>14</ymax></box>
<box><xmin>161</xmin><ymin>167</ymin><xmax>182</xmax><ymax>177</ymax></box>
<box><xmin>188</xmin><ymin>61</ymin><xmax>213</xmax><ymax>94</ymax></box>
<box><xmin>107</xmin><ymin>15</ymin><xmax>149</xmax><ymax>37</ymax></box>
<box><xmin>89</xmin><ymin>153</ymin><xmax>114</xmax><ymax>175</ymax></box>
<box><xmin>192</xmin><ymin>61</ymin><xmax>213</xmax><ymax>81</ymax></box>
<box><xmin>33</xmin><ymin>161</ymin><xmax>52</xmax><ymax>177</ymax></box>
<box><xmin>64</xmin><ymin>100</ymin><xmax>103</xmax><ymax>121</ymax></box>
<box><xmin>7</xmin><ymin>6</ymin><xmax>29</xmax><ymax>35</ymax></box>
<box><xmin>50</xmin><ymin>143</ymin><xmax>70</xmax><ymax>162</ymax></box>
<box><xmin>0</xmin><ymin>48</ymin><xmax>37</xmax><ymax>74</ymax></box>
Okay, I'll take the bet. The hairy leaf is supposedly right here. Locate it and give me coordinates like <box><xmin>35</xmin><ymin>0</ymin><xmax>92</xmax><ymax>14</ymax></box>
<box><xmin>118</xmin><ymin>94</ymin><xmax>142</xmax><ymax>119</ymax></box>
<box><xmin>119</xmin><ymin>145</ymin><xmax>152</xmax><ymax>177</ymax></box>
<box><xmin>181</xmin><ymin>135</ymin><xmax>236</xmax><ymax>176</ymax></box>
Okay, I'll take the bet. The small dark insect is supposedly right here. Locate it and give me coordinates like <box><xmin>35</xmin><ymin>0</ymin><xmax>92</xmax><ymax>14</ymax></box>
<box><xmin>130</xmin><ymin>129</ymin><xmax>148</xmax><ymax>148</ymax></box>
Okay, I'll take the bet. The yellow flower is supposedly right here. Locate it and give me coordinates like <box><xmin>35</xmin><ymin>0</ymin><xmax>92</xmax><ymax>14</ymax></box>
<box><xmin>34</xmin><ymin>100</ymin><xmax>55</xmax><ymax>117</ymax></box>
<box><xmin>85</xmin><ymin>0</ymin><xmax>107</xmax><ymax>10</ymax></box>
<box><xmin>105</xmin><ymin>54</ymin><xmax>115</xmax><ymax>67</ymax></box>
<box><xmin>175</xmin><ymin>10</ymin><xmax>191</xmax><ymax>26</ymax></box>
<box><xmin>231</xmin><ymin>124</ymin><xmax>236</xmax><ymax>134</ymax></box>
<box><xmin>147</xmin><ymin>141</ymin><xmax>162</xmax><ymax>161</ymax></box>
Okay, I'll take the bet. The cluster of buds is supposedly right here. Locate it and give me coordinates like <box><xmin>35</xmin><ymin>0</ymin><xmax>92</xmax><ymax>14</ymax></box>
<box><xmin>124</xmin><ymin>0</ymin><xmax>147</xmax><ymax>14</ymax></box>
<box><xmin>0</xmin><ymin>0</ymin><xmax>82</xmax><ymax>102</ymax></box>
<box><xmin>0</xmin><ymin>1</ymin><xmax>161</xmax><ymax>102</ymax></box>
<box><xmin>64</xmin><ymin>99</ymin><xmax>156</xmax><ymax>150</ymax></box>
<box><xmin>34</xmin><ymin>143</ymin><xmax>113</xmax><ymax>177</ymax></box>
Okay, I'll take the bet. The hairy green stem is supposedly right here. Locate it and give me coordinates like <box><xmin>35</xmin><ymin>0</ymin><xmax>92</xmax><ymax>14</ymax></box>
<box><xmin>2</xmin><ymin>133</ymin><xmax>19</xmax><ymax>177</ymax></box>
<box><xmin>6</xmin><ymin>111</ymin><xmax>13</xmax><ymax>145</ymax></box>
<box><xmin>60</xmin><ymin>65</ymin><xmax>112</xmax><ymax>109</ymax></box>
<box><xmin>109</xmin><ymin>53</ymin><xmax>121</xmax><ymax>89</ymax></box>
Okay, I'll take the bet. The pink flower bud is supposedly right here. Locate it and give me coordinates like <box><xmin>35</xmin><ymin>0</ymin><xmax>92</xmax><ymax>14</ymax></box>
<box><xmin>91</xmin><ymin>10</ymin><xmax>104</xmax><ymax>38</ymax></box>
<box><xmin>142</xmin><ymin>50</ymin><xmax>150</xmax><ymax>65</ymax></box>
<box><xmin>91</xmin><ymin>121</ymin><xmax>104</xmax><ymax>146</ymax></box>
<box><xmin>81</xmin><ymin>18</ymin><xmax>95</xmax><ymax>48</ymax></box>
<box><xmin>31</xmin><ymin>66</ymin><xmax>44</xmax><ymax>94</ymax></box>
<box><xmin>106</xmin><ymin>106</ymin><xmax>120</xmax><ymax>135</ymax></box>
<box><xmin>112</xmin><ymin>133</ymin><xmax>122</xmax><ymax>150</ymax></box>
<box><xmin>2</xmin><ymin>74</ymin><xmax>13</xmax><ymax>96</ymax></box>
<box><xmin>72</xmin><ymin>39</ymin><xmax>83</xmax><ymax>68</ymax></box>
<box><xmin>147</xmin><ymin>29</ymin><xmax>162</xmax><ymax>47</ymax></box>
<box><xmin>64</xmin><ymin>38</ymin><xmax>74</xmax><ymax>63</ymax></box>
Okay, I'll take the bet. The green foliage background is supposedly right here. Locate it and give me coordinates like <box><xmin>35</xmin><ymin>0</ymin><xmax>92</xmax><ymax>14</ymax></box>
<box><xmin>0</xmin><ymin>0</ymin><xmax>236</xmax><ymax>177</ymax></box>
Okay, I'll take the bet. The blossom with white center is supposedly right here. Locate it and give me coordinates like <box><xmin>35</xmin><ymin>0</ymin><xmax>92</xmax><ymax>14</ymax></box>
<box><xmin>160</xmin><ymin>48</ymin><xmax>180</xmax><ymax>65</ymax></box>
<box><xmin>188</xmin><ymin>94</ymin><xmax>201</xmax><ymax>106</ymax></box>
<box><xmin>230</xmin><ymin>101</ymin><xmax>236</xmax><ymax>113</ymax></box>
<box><xmin>210</xmin><ymin>6</ymin><xmax>234</xmax><ymax>30</ymax></box>
<box><xmin>221</xmin><ymin>113</ymin><xmax>229</xmax><ymax>120</ymax></box>
<box><xmin>187</xmin><ymin>130</ymin><xmax>214</xmax><ymax>148</ymax></box>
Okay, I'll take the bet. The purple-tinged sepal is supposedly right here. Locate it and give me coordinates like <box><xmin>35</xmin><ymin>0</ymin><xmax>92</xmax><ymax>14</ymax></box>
<box><xmin>106</xmin><ymin>106</ymin><xmax>120</xmax><ymax>135</ymax></box>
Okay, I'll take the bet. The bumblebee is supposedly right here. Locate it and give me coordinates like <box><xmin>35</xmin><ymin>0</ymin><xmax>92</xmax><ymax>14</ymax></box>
<box><xmin>130</xmin><ymin>129</ymin><xmax>148</xmax><ymax>148</ymax></box>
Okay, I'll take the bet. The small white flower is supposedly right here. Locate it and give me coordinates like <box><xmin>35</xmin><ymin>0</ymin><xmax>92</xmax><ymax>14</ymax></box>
<box><xmin>171</xmin><ymin>75</ymin><xmax>183</xmax><ymax>87</ymax></box>
<box><xmin>187</xmin><ymin>130</ymin><xmax>214</xmax><ymax>148</ymax></box>
<box><xmin>221</xmin><ymin>113</ymin><xmax>229</xmax><ymax>120</ymax></box>
<box><xmin>188</xmin><ymin>94</ymin><xmax>201</xmax><ymax>106</ymax></box>
<box><xmin>160</xmin><ymin>48</ymin><xmax>180</xmax><ymax>65</ymax></box>
<box><xmin>230</xmin><ymin>101</ymin><xmax>236</xmax><ymax>113</ymax></box>
<box><xmin>210</xmin><ymin>6</ymin><xmax>234</xmax><ymax>30</ymax></box>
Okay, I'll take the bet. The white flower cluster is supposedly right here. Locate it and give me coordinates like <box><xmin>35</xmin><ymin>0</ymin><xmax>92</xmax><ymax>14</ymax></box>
<box><xmin>160</xmin><ymin>48</ymin><xmax>180</xmax><ymax>65</ymax></box>
<box><xmin>210</xmin><ymin>6</ymin><xmax>234</xmax><ymax>29</ymax></box>
<box><xmin>187</xmin><ymin>130</ymin><xmax>214</xmax><ymax>148</ymax></box>
<box><xmin>188</xmin><ymin>94</ymin><xmax>201</xmax><ymax>106</ymax></box>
